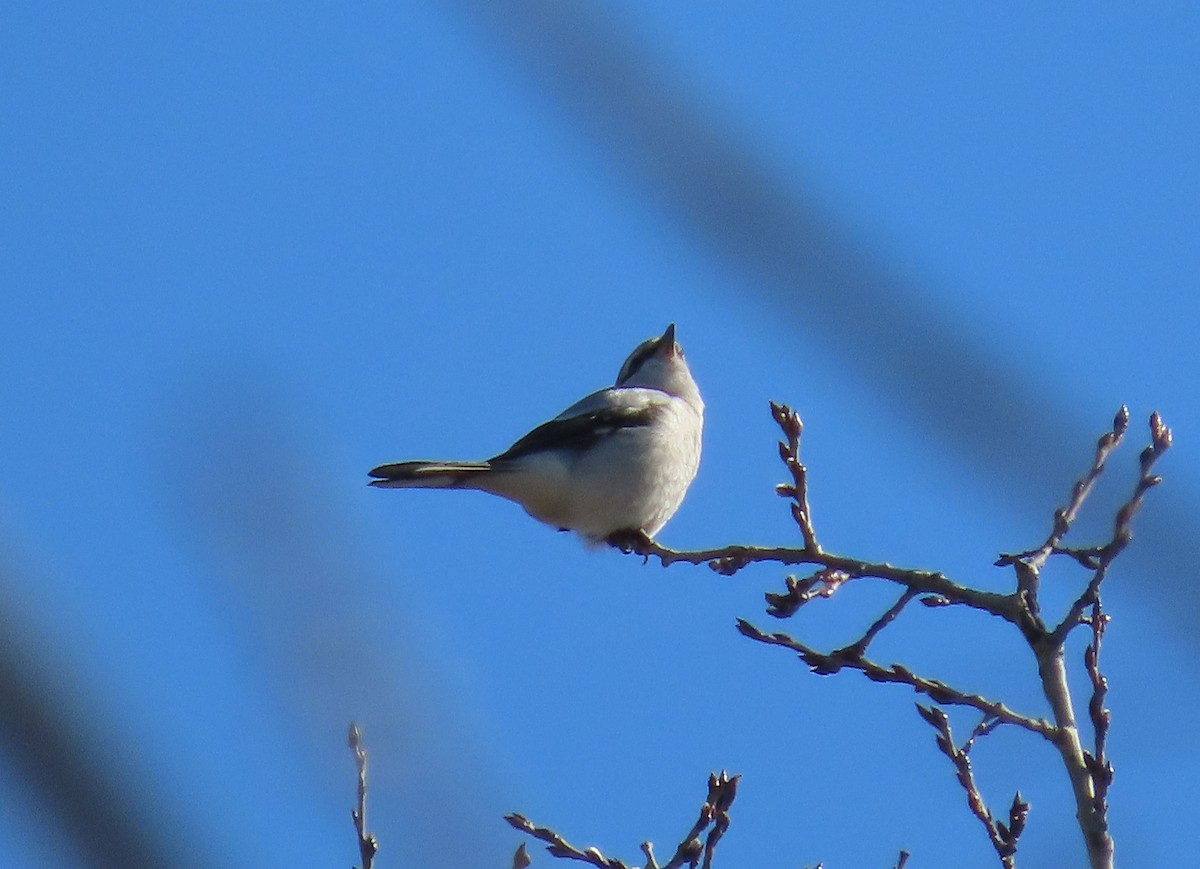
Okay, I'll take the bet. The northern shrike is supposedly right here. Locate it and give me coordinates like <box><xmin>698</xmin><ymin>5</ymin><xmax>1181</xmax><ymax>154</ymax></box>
<box><xmin>369</xmin><ymin>324</ymin><xmax>703</xmax><ymax>545</ymax></box>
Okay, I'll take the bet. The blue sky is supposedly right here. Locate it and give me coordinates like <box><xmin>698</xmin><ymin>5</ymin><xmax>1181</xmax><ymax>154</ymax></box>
<box><xmin>2</xmin><ymin>3</ymin><xmax>1197</xmax><ymax>867</ymax></box>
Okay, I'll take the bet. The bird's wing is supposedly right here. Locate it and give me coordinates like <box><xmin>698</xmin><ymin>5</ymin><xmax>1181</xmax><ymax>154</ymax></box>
<box><xmin>491</xmin><ymin>387</ymin><xmax>668</xmax><ymax>463</ymax></box>
<box><xmin>554</xmin><ymin>385</ymin><xmax>668</xmax><ymax>418</ymax></box>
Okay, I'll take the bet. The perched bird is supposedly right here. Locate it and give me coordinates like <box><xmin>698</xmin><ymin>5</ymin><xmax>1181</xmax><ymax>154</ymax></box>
<box><xmin>369</xmin><ymin>324</ymin><xmax>703</xmax><ymax>545</ymax></box>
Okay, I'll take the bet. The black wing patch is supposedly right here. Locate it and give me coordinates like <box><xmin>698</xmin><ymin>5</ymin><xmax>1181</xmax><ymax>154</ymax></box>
<box><xmin>616</xmin><ymin>336</ymin><xmax>662</xmax><ymax>384</ymax></box>
<box><xmin>492</xmin><ymin>403</ymin><xmax>659</xmax><ymax>462</ymax></box>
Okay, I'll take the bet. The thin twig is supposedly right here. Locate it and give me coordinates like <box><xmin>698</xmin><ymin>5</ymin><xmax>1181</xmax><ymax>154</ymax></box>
<box><xmin>996</xmin><ymin>406</ymin><xmax>1130</xmax><ymax>573</ymax></box>
<box><xmin>654</xmin><ymin>771</ymin><xmax>739</xmax><ymax>869</ymax></box>
<box><xmin>916</xmin><ymin>705</ymin><xmax>1027</xmax><ymax>867</ymax></box>
<box><xmin>637</xmin><ymin>539</ymin><xmax>1019</xmax><ymax>622</ymax></box>
<box><xmin>739</xmin><ymin>620</ymin><xmax>1056</xmax><ymax>739</ymax></box>
<box><xmin>348</xmin><ymin>722</ymin><xmax>378</xmax><ymax>869</ymax></box>
<box><xmin>1051</xmin><ymin>412</ymin><xmax>1172</xmax><ymax>642</ymax></box>
<box><xmin>832</xmin><ymin>588</ymin><xmax>918</xmax><ymax>659</ymax></box>
<box><xmin>1015</xmin><ymin>412</ymin><xmax>1168</xmax><ymax>869</ymax></box>
<box><xmin>770</xmin><ymin>401</ymin><xmax>820</xmax><ymax>553</ymax></box>
<box><xmin>962</xmin><ymin>714</ymin><xmax>1003</xmax><ymax>756</ymax></box>
<box><xmin>1084</xmin><ymin>595</ymin><xmax>1113</xmax><ymax>824</ymax></box>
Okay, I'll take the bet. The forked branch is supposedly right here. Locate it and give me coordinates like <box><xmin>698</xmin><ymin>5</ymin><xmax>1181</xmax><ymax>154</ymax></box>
<box><xmin>916</xmin><ymin>705</ymin><xmax>1028</xmax><ymax>868</ymax></box>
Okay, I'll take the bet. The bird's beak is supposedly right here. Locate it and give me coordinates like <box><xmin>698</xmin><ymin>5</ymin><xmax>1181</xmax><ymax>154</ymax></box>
<box><xmin>659</xmin><ymin>323</ymin><xmax>677</xmax><ymax>352</ymax></box>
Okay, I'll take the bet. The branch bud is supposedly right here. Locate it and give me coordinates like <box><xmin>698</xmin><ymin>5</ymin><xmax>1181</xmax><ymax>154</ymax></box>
<box><xmin>1150</xmin><ymin>411</ymin><xmax>1172</xmax><ymax>452</ymax></box>
<box><xmin>1113</xmin><ymin>405</ymin><xmax>1130</xmax><ymax>436</ymax></box>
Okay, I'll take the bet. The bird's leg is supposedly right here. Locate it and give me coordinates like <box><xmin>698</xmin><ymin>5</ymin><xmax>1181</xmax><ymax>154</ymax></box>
<box><xmin>606</xmin><ymin>528</ymin><xmax>655</xmax><ymax>557</ymax></box>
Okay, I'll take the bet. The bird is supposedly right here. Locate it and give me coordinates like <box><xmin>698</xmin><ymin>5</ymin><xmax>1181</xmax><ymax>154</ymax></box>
<box><xmin>368</xmin><ymin>323</ymin><xmax>703</xmax><ymax>547</ymax></box>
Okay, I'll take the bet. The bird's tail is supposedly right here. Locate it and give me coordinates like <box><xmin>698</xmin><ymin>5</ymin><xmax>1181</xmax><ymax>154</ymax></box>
<box><xmin>368</xmin><ymin>460</ymin><xmax>492</xmax><ymax>489</ymax></box>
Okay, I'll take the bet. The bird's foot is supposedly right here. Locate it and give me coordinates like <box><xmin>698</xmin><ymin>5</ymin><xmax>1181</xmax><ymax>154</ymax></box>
<box><xmin>605</xmin><ymin>528</ymin><xmax>656</xmax><ymax>559</ymax></box>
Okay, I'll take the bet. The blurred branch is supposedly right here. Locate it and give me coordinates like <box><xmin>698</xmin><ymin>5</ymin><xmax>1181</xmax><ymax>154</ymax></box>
<box><xmin>455</xmin><ymin>0</ymin><xmax>1200</xmax><ymax>672</ymax></box>
<box><xmin>0</xmin><ymin>552</ymin><xmax>204</xmax><ymax>869</ymax></box>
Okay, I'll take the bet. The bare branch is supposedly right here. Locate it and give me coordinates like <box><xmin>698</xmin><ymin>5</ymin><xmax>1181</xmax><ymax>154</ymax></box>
<box><xmin>916</xmin><ymin>705</ymin><xmax>1026</xmax><ymax>867</ymax></box>
<box><xmin>1032</xmin><ymin>639</ymin><xmax>1111</xmax><ymax>869</ymax></box>
<box><xmin>739</xmin><ymin>620</ymin><xmax>1056</xmax><ymax>739</ymax></box>
<box><xmin>990</xmin><ymin>409</ymin><xmax>1168</xmax><ymax>869</ymax></box>
<box><xmin>655</xmin><ymin>771</ymin><xmax>739</xmax><ymax>869</ymax></box>
<box><xmin>506</xmin><ymin>813</ymin><xmax>634</xmax><ymax>869</ymax></box>
<box><xmin>763</xmin><ymin>569</ymin><xmax>849</xmax><ymax>618</ymax></box>
<box><xmin>1083</xmin><ymin>596</ymin><xmax>1113</xmax><ymax>819</ymax></box>
<box><xmin>1051</xmin><ymin>412</ymin><xmax>1173</xmax><ymax>642</ymax></box>
<box><xmin>962</xmin><ymin>714</ymin><xmax>1003</xmax><ymax>756</ymax></box>
<box><xmin>604</xmin><ymin>404</ymin><xmax>1169</xmax><ymax>869</ymax></box>
<box><xmin>348</xmin><ymin>723</ymin><xmax>378</xmax><ymax>869</ymax></box>
<box><xmin>770</xmin><ymin>401</ymin><xmax>820</xmax><ymax>553</ymax></box>
<box><xmin>638</xmin><ymin>539</ymin><xmax>1020</xmax><ymax>623</ymax></box>
<box><xmin>996</xmin><ymin>405</ymin><xmax>1130</xmax><ymax>573</ymax></box>
<box><xmin>832</xmin><ymin>588</ymin><xmax>918</xmax><ymax>660</ymax></box>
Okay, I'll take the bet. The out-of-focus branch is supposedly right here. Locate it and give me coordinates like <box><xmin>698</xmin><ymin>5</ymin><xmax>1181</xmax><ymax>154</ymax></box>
<box><xmin>507</xmin><ymin>771</ymin><xmax>738</xmax><ymax>869</ymax></box>
<box><xmin>349</xmin><ymin>723</ymin><xmax>378</xmax><ymax>869</ymax></box>
<box><xmin>0</xmin><ymin>552</ymin><xmax>205</xmax><ymax>869</ymax></box>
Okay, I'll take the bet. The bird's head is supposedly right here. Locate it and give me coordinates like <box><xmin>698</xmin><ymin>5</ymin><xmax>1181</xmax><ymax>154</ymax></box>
<box><xmin>615</xmin><ymin>323</ymin><xmax>703</xmax><ymax>412</ymax></box>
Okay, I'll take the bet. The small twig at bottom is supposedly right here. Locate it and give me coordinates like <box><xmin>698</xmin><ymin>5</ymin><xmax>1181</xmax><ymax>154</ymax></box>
<box><xmin>513</xmin><ymin>842</ymin><xmax>533</xmax><ymax>869</ymax></box>
<box><xmin>507</xmin><ymin>771</ymin><xmax>739</xmax><ymax>869</ymax></box>
<box><xmin>348</xmin><ymin>722</ymin><xmax>378</xmax><ymax>869</ymax></box>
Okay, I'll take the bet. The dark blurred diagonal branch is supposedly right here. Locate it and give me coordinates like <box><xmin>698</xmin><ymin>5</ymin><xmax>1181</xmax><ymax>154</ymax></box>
<box><xmin>450</xmin><ymin>0</ymin><xmax>1198</xmax><ymax>634</ymax></box>
<box><xmin>450</xmin><ymin>0</ymin><xmax>1068</xmax><ymax>484</ymax></box>
<box><xmin>0</xmin><ymin>553</ymin><xmax>201</xmax><ymax>869</ymax></box>
<box><xmin>170</xmin><ymin>382</ymin><xmax>508</xmax><ymax>866</ymax></box>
